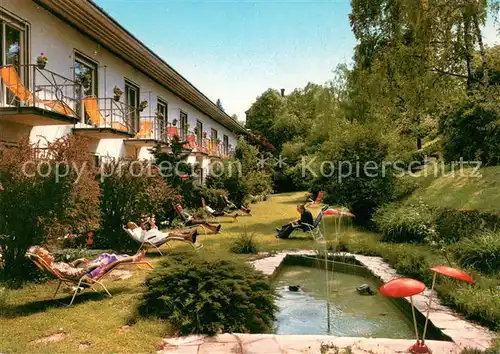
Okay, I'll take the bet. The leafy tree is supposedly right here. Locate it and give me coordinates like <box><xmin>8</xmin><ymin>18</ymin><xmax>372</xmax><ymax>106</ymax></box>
<box><xmin>0</xmin><ymin>136</ymin><xmax>100</xmax><ymax>282</ymax></box>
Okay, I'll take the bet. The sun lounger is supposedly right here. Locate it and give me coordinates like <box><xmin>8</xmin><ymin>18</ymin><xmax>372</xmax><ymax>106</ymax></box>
<box><xmin>26</xmin><ymin>250</ymin><xmax>153</xmax><ymax>306</ymax></box>
<box><xmin>0</xmin><ymin>65</ymin><xmax>74</xmax><ymax>116</ymax></box>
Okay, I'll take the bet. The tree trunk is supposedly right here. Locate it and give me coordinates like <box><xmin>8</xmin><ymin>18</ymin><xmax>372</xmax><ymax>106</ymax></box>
<box><xmin>463</xmin><ymin>14</ymin><xmax>473</xmax><ymax>90</ymax></box>
<box><xmin>473</xmin><ymin>13</ymin><xmax>488</xmax><ymax>86</ymax></box>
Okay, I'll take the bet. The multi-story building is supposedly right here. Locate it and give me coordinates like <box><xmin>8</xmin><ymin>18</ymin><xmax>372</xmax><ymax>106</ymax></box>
<box><xmin>0</xmin><ymin>0</ymin><xmax>245</xmax><ymax>179</ymax></box>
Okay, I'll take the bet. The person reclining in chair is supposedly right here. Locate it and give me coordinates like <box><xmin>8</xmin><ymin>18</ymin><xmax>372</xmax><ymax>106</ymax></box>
<box><xmin>174</xmin><ymin>204</ymin><xmax>222</xmax><ymax>233</ymax></box>
<box><xmin>125</xmin><ymin>221</ymin><xmax>199</xmax><ymax>245</ymax></box>
<box><xmin>28</xmin><ymin>246</ymin><xmax>145</xmax><ymax>282</ymax></box>
<box><xmin>223</xmin><ymin>196</ymin><xmax>252</xmax><ymax>215</ymax></box>
<box><xmin>275</xmin><ymin>204</ymin><xmax>314</xmax><ymax>239</ymax></box>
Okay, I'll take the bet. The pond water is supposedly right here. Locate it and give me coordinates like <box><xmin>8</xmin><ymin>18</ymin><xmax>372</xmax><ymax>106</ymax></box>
<box><xmin>274</xmin><ymin>265</ymin><xmax>416</xmax><ymax>338</ymax></box>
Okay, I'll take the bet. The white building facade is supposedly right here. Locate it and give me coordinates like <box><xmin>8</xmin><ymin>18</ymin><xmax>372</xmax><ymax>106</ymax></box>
<box><xmin>0</xmin><ymin>0</ymin><xmax>244</xmax><ymax>178</ymax></box>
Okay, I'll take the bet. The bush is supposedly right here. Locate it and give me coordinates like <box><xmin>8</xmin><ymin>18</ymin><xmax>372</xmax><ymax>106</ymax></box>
<box><xmin>373</xmin><ymin>202</ymin><xmax>436</xmax><ymax>243</ymax></box>
<box><xmin>440</xmin><ymin>98</ymin><xmax>500</xmax><ymax>166</ymax></box>
<box><xmin>99</xmin><ymin>160</ymin><xmax>178</xmax><ymax>250</ymax></box>
<box><xmin>138</xmin><ymin>251</ymin><xmax>278</xmax><ymax>335</ymax></box>
<box><xmin>230</xmin><ymin>230</ymin><xmax>260</xmax><ymax>254</ymax></box>
<box><xmin>452</xmin><ymin>230</ymin><xmax>500</xmax><ymax>274</ymax></box>
<box><xmin>181</xmin><ymin>185</ymin><xmax>228</xmax><ymax>212</ymax></box>
<box><xmin>206</xmin><ymin>138</ymin><xmax>273</xmax><ymax>206</ymax></box>
<box><xmin>435</xmin><ymin>209</ymin><xmax>500</xmax><ymax>244</ymax></box>
<box><xmin>318</xmin><ymin>125</ymin><xmax>396</xmax><ymax>225</ymax></box>
<box><xmin>0</xmin><ymin>136</ymin><xmax>100</xmax><ymax>282</ymax></box>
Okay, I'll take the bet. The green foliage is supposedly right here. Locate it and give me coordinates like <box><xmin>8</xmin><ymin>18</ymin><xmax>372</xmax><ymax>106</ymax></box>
<box><xmin>373</xmin><ymin>202</ymin><xmax>436</xmax><ymax>243</ymax></box>
<box><xmin>318</xmin><ymin>125</ymin><xmax>396</xmax><ymax>225</ymax></box>
<box><xmin>206</xmin><ymin>138</ymin><xmax>272</xmax><ymax>206</ymax></box>
<box><xmin>99</xmin><ymin>160</ymin><xmax>177</xmax><ymax>250</ymax></box>
<box><xmin>440</xmin><ymin>97</ymin><xmax>500</xmax><ymax>166</ymax></box>
<box><xmin>230</xmin><ymin>229</ymin><xmax>259</xmax><ymax>254</ymax></box>
<box><xmin>451</xmin><ymin>230</ymin><xmax>500</xmax><ymax>275</ymax></box>
<box><xmin>137</xmin><ymin>251</ymin><xmax>278</xmax><ymax>335</ymax></box>
<box><xmin>150</xmin><ymin>135</ymin><xmax>200</xmax><ymax>215</ymax></box>
<box><xmin>435</xmin><ymin>208</ymin><xmax>500</xmax><ymax>244</ymax></box>
<box><xmin>0</xmin><ymin>136</ymin><xmax>100</xmax><ymax>282</ymax></box>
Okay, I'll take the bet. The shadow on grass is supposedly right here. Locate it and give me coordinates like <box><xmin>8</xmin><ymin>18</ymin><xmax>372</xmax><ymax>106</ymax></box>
<box><xmin>0</xmin><ymin>286</ymin><xmax>131</xmax><ymax>319</ymax></box>
<box><xmin>222</xmin><ymin>218</ymin><xmax>296</xmax><ymax>235</ymax></box>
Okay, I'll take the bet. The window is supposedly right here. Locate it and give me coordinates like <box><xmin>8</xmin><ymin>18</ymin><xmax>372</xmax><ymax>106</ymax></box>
<box><xmin>74</xmin><ymin>53</ymin><xmax>98</xmax><ymax>97</ymax></box>
<box><xmin>157</xmin><ymin>99</ymin><xmax>167</xmax><ymax>140</ymax></box>
<box><xmin>211</xmin><ymin>128</ymin><xmax>218</xmax><ymax>144</ymax></box>
<box><xmin>1</xmin><ymin>10</ymin><xmax>29</xmax><ymax>105</ymax></box>
<box><xmin>196</xmin><ymin>120</ymin><xmax>203</xmax><ymax>146</ymax></box>
<box><xmin>180</xmin><ymin>111</ymin><xmax>188</xmax><ymax>139</ymax></box>
<box><xmin>125</xmin><ymin>80</ymin><xmax>140</xmax><ymax>131</ymax></box>
<box><xmin>223</xmin><ymin>135</ymin><xmax>229</xmax><ymax>155</ymax></box>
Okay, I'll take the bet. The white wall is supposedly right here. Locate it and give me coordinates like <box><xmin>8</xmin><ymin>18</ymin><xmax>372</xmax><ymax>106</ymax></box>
<box><xmin>2</xmin><ymin>0</ymin><xmax>239</xmax><ymax>159</ymax></box>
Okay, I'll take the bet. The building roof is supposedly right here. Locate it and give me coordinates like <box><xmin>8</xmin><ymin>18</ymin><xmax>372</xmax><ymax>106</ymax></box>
<box><xmin>34</xmin><ymin>0</ymin><xmax>247</xmax><ymax>134</ymax></box>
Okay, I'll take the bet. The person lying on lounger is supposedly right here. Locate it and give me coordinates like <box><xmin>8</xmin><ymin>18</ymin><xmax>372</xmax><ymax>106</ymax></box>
<box><xmin>125</xmin><ymin>222</ymin><xmax>199</xmax><ymax>245</ymax></box>
<box><xmin>174</xmin><ymin>204</ymin><xmax>222</xmax><ymax>233</ymax></box>
<box><xmin>202</xmin><ymin>198</ymin><xmax>238</xmax><ymax>219</ymax></box>
<box><xmin>275</xmin><ymin>203</ymin><xmax>314</xmax><ymax>239</ymax></box>
<box><xmin>28</xmin><ymin>246</ymin><xmax>145</xmax><ymax>281</ymax></box>
<box><xmin>223</xmin><ymin>196</ymin><xmax>251</xmax><ymax>215</ymax></box>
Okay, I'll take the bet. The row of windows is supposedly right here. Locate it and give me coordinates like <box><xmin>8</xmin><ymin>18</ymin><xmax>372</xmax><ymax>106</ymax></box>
<box><xmin>0</xmin><ymin>7</ymin><xmax>231</xmax><ymax>154</ymax></box>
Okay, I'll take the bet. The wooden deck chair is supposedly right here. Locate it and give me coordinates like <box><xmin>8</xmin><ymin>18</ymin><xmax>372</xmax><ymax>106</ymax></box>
<box><xmin>201</xmin><ymin>198</ymin><xmax>237</xmax><ymax>223</ymax></box>
<box><xmin>135</xmin><ymin>121</ymin><xmax>154</xmax><ymax>139</ymax></box>
<box><xmin>173</xmin><ymin>203</ymin><xmax>220</xmax><ymax>234</ymax></box>
<box><xmin>26</xmin><ymin>251</ymin><xmax>153</xmax><ymax>306</ymax></box>
<box><xmin>306</xmin><ymin>191</ymin><xmax>325</xmax><ymax>208</ymax></box>
<box><xmin>0</xmin><ymin>65</ymin><xmax>74</xmax><ymax>116</ymax></box>
<box><xmin>83</xmin><ymin>96</ymin><xmax>106</xmax><ymax>127</ymax></box>
<box><xmin>123</xmin><ymin>223</ymin><xmax>200</xmax><ymax>256</ymax></box>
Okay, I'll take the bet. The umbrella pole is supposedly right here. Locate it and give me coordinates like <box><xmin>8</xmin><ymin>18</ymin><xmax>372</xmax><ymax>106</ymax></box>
<box><xmin>410</xmin><ymin>296</ymin><xmax>420</xmax><ymax>341</ymax></box>
<box><xmin>422</xmin><ymin>272</ymin><xmax>437</xmax><ymax>342</ymax></box>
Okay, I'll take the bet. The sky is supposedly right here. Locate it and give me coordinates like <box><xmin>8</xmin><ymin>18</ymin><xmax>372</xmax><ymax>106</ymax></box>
<box><xmin>94</xmin><ymin>0</ymin><xmax>499</xmax><ymax>121</ymax></box>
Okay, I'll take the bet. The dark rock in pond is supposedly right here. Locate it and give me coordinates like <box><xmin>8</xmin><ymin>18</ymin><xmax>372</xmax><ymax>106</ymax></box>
<box><xmin>357</xmin><ymin>284</ymin><xmax>376</xmax><ymax>295</ymax></box>
<box><xmin>288</xmin><ymin>285</ymin><xmax>300</xmax><ymax>292</ymax></box>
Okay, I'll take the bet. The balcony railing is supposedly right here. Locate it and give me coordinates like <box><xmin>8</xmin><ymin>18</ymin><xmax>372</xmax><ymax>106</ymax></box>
<box><xmin>133</xmin><ymin>115</ymin><xmax>168</xmax><ymax>142</ymax></box>
<box><xmin>80</xmin><ymin>97</ymin><xmax>134</xmax><ymax>134</ymax></box>
<box><xmin>0</xmin><ymin>64</ymin><xmax>82</xmax><ymax>118</ymax></box>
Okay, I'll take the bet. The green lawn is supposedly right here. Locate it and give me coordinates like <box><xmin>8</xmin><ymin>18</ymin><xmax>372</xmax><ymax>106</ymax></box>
<box><xmin>406</xmin><ymin>165</ymin><xmax>500</xmax><ymax>211</ymax></box>
<box><xmin>0</xmin><ymin>192</ymin><xmax>344</xmax><ymax>353</ymax></box>
<box><xmin>0</xmin><ymin>191</ymin><xmax>497</xmax><ymax>353</ymax></box>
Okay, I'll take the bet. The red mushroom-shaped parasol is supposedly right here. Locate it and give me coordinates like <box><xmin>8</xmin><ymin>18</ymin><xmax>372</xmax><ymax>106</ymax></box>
<box><xmin>421</xmin><ymin>265</ymin><xmax>475</xmax><ymax>345</ymax></box>
<box><xmin>340</xmin><ymin>211</ymin><xmax>355</xmax><ymax>218</ymax></box>
<box><xmin>380</xmin><ymin>278</ymin><xmax>426</xmax><ymax>298</ymax></box>
<box><xmin>380</xmin><ymin>278</ymin><xmax>429</xmax><ymax>353</ymax></box>
<box><xmin>430</xmin><ymin>266</ymin><xmax>475</xmax><ymax>284</ymax></box>
<box><xmin>324</xmin><ymin>208</ymin><xmax>341</xmax><ymax>216</ymax></box>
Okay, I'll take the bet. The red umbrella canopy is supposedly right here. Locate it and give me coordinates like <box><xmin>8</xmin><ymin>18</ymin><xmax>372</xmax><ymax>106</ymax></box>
<box><xmin>340</xmin><ymin>211</ymin><xmax>355</xmax><ymax>217</ymax></box>
<box><xmin>430</xmin><ymin>266</ymin><xmax>475</xmax><ymax>284</ymax></box>
<box><xmin>324</xmin><ymin>208</ymin><xmax>341</xmax><ymax>216</ymax></box>
<box><xmin>380</xmin><ymin>278</ymin><xmax>426</xmax><ymax>298</ymax></box>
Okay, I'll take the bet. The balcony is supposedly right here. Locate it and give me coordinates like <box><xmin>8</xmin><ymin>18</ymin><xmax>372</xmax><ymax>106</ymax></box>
<box><xmin>72</xmin><ymin>97</ymin><xmax>135</xmax><ymax>139</ymax></box>
<box><xmin>124</xmin><ymin>115</ymin><xmax>168</xmax><ymax>147</ymax></box>
<box><xmin>0</xmin><ymin>64</ymin><xmax>81</xmax><ymax>126</ymax></box>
